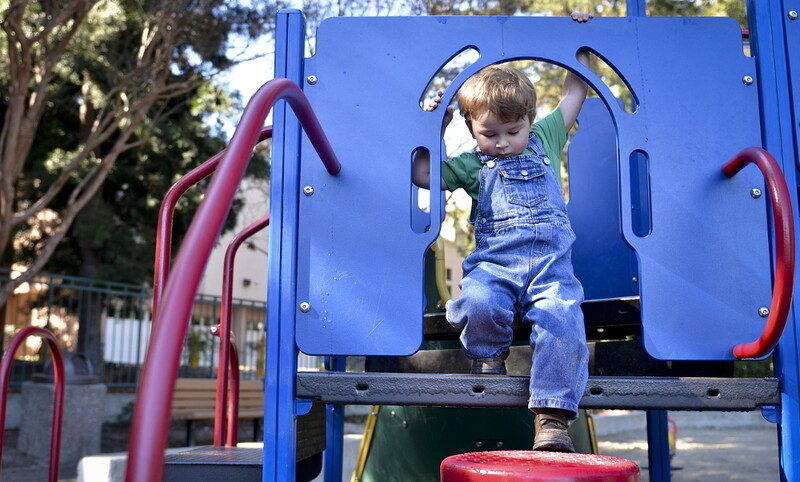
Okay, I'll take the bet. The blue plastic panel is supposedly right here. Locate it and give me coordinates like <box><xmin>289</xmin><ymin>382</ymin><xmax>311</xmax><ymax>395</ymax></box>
<box><xmin>294</xmin><ymin>15</ymin><xmax>772</xmax><ymax>360</ymax></box>
<box><xmin>568</xmin><ymin>98</ymin><xmax>637</xmax><ymax>301</ymax></box>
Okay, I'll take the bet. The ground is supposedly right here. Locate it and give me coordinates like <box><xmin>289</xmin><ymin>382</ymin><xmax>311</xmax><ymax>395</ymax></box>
<box><xmin>0</xmin><ymin>412</ymin><xmax>783</xmax><ymax>481</ymax></box>
<box><xmin>1</xmin><ymin>419</ymin><xmax>250</xmax><ymax>481</ymax></box>
<box><xmin>599</xmin><ymin>424</ymin><xmax>779</xmax><ymax>481</ymax></box>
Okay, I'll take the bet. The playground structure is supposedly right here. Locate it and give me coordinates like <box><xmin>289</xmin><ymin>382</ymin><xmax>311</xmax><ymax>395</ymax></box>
<box><xmin>1</xmin><ymin>0</ymin><xmax>798</xmax><ymax>481</ymax></box>
<box><xmin>131</xmin><ymin>1</ymin><xmax>800</xmax><ymax>480</ymax></box>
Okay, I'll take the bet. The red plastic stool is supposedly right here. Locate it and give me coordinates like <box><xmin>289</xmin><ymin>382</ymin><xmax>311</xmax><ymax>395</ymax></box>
<box><xmin>440</xmin><ymin>450</ymin><xmax>640</xmax><ymax>481</ymax></box>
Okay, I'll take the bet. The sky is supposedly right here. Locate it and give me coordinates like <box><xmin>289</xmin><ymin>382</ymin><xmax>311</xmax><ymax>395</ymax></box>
<box><xmin>220</xmin><ymin>0</ymin><xmax>306</xmax><ymax>136</ymax></box>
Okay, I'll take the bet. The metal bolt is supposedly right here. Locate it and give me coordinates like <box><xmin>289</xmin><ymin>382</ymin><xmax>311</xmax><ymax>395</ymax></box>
<box><xmin>496</xmin><ymin>441</ymin><xmax>504</xmax><ymax>448</ymax></box>
<box><xmin>299</xmin><ymin>302</ymin><xmax>311</xmax><ymax>313</ymax></box>
<box><xmin>307</xmin><ymin>75</ymin><xmax>318</xmax><ymax>85</ymax></box>
<box><xmin>750</xmin><ymin>188</ymin><xmax>762</xmax><ymax>198</ymax></box>
<box><xmin>401</xmin><ymin>420</ymin><xmax>408</xmax><ymax>428</ymax></box>
<box><xmin>209</xmin><ymin>324</ymin><xmax>220</xmax><ymax>336</ymax></box>
<box><xmin>632</xmin><ymin>277</ymin><xmax>639</xmax><ymax>283</ymax></box>
<box><xmin>759</xmin><ymin>307</ymin><xmax>770</xmax><ymax>317</ymax></box>
<box><xmin>303</xmin><ymin>185</ymin><xmax>315</xmax><ymax>196</ymax></box>
<box><xmin>475</xmin><ymin>441</ymin><xmax>483</xmax><ymax>448</ymax></box>
<box><xmin>789</xmin><ymin>10</ymin><xmax>798</xmax><ymax>20</ymax></box>
<box><xmin>743</xmin><ymin>75</ymin><xmax>754</xmax><ymax>85</ymax></box>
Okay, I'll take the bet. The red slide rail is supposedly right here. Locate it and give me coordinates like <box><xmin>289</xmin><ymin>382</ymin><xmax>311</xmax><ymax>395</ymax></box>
<box><xmin>209</xmin><ymin>323</ymin><xmax>243</xmax><ymax>447</ymax></box>
<box><xmin>152</xmin><ymin>125</ymin><xmax>273</xmax><ymax>449</ymax></box>
<box><xmin>0</xmin><ymin>327</ymin><xmax>65</xmax><ymax>482</ymax></box>
<box><xmin>214</xmin><ymin>213</ymin><xmax>271</xmax><ymax>446</ymax></box>
<box><xmin>126</xmin><ymin>78</ymin><xmax>340</xmax><ymax>482</ymax></box>
<box><xmin>152</xmin><ymin>127</ymin><xmax>273</xmax><ymax>317</ymax></box>
<box><xmin>722</xmin><ymin>147</ymin><xmax>796</xmax><ymax>359</ymax></box>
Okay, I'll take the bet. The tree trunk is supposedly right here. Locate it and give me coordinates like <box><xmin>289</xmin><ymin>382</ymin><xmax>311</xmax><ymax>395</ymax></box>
<box><xmin>75</xmin><ymin>200</ymin><xmax>105</xmax><ymax>376</ymax></box>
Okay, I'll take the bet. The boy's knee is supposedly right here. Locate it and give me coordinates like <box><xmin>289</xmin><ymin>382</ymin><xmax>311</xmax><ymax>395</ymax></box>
<box><xmin>447</xmin><ymin>297</ymin><xmax>513</xmax><ymax>328</ymax></box>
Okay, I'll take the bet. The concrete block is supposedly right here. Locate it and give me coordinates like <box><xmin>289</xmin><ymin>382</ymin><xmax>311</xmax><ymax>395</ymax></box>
<box><xmin>18</xmin><ymin>382</ymin><xmax>107</xmax><ymax>467</ymax></box>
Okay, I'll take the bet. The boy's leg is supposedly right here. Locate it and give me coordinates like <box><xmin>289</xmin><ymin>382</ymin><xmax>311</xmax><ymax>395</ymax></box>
<box><xmin>446</xmin><ymin>243</ymin><xmax>523</xmax><ymax>374</ymax></box>
<box><xmin>446</xmin><ymin>273</ymin><xmax>517</xmax><ymax>374</ymax></box>
<box><xmin>522</xmin><ymin>222</ymin><xmax>589</xmax><ymax>450</ymax></box>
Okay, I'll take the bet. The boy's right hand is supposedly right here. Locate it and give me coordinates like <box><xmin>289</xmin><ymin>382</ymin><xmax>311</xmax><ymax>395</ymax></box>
<box><xmin>426</xmin><ymin>89</ymin><xmax>455</xmax><ymax>128</ymax></box>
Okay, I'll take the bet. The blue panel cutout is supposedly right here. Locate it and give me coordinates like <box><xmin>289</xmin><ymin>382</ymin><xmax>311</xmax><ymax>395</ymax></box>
<box><xmin>293</xmin><ymin>15</ymin><xmax>771</xmax><ymax>360</ymax></box>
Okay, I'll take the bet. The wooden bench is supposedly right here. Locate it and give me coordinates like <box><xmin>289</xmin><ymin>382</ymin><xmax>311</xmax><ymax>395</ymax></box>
<box><xmin>172</xmin><ymin>377</ymin><xmax>264</xmax><ymax>446</ymax></box>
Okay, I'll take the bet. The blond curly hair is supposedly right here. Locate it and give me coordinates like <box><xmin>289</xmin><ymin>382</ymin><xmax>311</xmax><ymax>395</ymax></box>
<box><xmin>456</xmin><ymin>64</ymin><xmax>537</xmax><ymax>125</ymax></box>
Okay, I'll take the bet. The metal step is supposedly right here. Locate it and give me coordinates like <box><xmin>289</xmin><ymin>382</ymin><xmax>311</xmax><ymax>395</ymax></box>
<box><xmin>296</xmin><ymin>372</ymin><xmax>780</xmax><ymax>411</ymax></box>
<box><xmin>163</xmin><ymin>446</ymin><xmax>323</xmax><ymax>482</ymax></box>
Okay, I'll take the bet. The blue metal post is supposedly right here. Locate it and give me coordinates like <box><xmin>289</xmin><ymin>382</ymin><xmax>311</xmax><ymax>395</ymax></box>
<box><xmin>746</xmin><ymin>2</ymin><xmax>800</xmax><ymax>481</ymax></box>
<box><xmin>626</xmin><ymin>0</ymin><xmax>646</xmax><ymax>16</ymax></box>
<box><xmin>646</xmin><ymin>410</ymin><xmax>671</xmax><ymax>482</ymax></box>
<box><xmin>265</xmin><ymin>9</ymin><xmax>306</xmax><ymax>482</ymax></box>
<box><xmin>324</xmin><ymin>356</ymin><xmax>346</xmax><ymax>482</ymax></box>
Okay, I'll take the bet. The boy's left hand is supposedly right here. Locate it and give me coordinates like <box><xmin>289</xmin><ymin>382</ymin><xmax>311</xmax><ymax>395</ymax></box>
<box><xmin>571</xmin><ymin>11</ymin><xmax>594</xmax><ymax>23</ymax></box>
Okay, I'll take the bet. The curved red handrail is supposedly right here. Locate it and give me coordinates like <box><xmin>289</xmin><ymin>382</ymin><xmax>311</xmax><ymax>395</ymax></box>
<box><xmin>127</xmin><ymin>78</ymin><xmax>340</xmax><ymax>482</ymax></box>
<box><xmin>214</xmin><ymin>214</ymin><xmax>270</xmax><ymax>446</ymax></box>
<box><xmin>0</xmin><ymin>327</ymin><xmax>65</xmax><ymax>482</ymax></box>
<box><xmin>209</xmin><ymin>324</ymin><xmax>242</xmax><ymax>447</ymax></box>
<box><xmin>722</xmin><ymin>147</ymin><xmax>796</xmax><ymax>359</ymax></box>
<box><xmin>226</xmin><ymin>341</ymin><xmax>241</xmax><ymax>447</ymax></box>
<box><xmin>152</xmin><ymin>127</ymin><xmax>273</xmax><ymax>317</ymax></box>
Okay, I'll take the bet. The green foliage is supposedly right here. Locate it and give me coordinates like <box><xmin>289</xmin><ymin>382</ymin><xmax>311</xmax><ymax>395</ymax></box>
<box><xmin>3</xmin><ymin>0</ymin><xmax>276</xmax><ymax>284</ymax></box>
<box><xmin>735</xmin><ymin>358</ymin><xmax>774</xmax><ymax>378</ymax></box>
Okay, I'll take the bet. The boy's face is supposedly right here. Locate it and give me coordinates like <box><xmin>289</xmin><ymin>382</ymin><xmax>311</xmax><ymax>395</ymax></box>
<box><xmin>468</xmin><ymin>111</ymin><xmax>531</xmax><ymax>158</ymax></box>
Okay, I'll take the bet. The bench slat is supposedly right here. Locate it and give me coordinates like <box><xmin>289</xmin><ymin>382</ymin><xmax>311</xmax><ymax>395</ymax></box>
<box><xmin>171</xmin><ymin>378</ymin><xmax>264</xmax><ymax>421</ymax></box>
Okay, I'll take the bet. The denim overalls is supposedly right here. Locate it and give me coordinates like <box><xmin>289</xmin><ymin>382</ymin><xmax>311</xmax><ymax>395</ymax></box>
<box><xmin>445</xmin><ymin>132</ymin><xmax>589</xmax><ymax>416</ymax></box>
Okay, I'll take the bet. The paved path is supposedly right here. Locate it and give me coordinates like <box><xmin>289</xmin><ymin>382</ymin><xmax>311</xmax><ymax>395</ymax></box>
<box><xmin>597</xmin><ymin>411</ymin><xmax>779</xmax><ymax>481</ymax></box>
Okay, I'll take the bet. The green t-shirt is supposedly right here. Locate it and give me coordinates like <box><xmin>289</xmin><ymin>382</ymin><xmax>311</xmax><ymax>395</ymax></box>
<box><xmin>441</xmin><ymin>108</ymin><xmax>568</xmax><ymax>203</ymax></box>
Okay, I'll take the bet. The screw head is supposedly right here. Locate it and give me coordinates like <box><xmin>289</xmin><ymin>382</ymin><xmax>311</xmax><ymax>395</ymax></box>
<box><xmin>789</xmin><ymin>10</ymin><xmax>798</xmax><ymax>20</ymax></box>
<box><xmin>475</xmin><ymin>441</ymin><xmax>483</xmax><ymax>448</ymax></box>
<box><xmin>742</xmin><ymin>75</ymin><xmax>754</xmax><ymax>85</ymax></box>
<box><xmin>307</xmin><ymin>75</ymin><xmax>318</xmax><ymax>85</ymax></box>
<box><xmin>299</xmin><ymin>302</ymin><xmax>311</xmax><ymax>313</ymax></box>
<box><xmin>303</xmin><ymin>185</ymin><xmax>315</xmax><ymax>196</ymax></box>
<box><xmin>751</xmin><ymin>188</ymin><xmax>762</xmax><ymax>198</ymax></box>
<box><xmin>759</xmin><ymin>307</ymin><xmax>770</xmax><ymax>317</ymax></box>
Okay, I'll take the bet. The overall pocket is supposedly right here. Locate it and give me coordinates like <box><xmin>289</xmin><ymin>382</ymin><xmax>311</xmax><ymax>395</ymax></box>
<box><xmin>499</xmin><ymin>163</ymin><xmax>547</xmax><ymax>208</ymax></box>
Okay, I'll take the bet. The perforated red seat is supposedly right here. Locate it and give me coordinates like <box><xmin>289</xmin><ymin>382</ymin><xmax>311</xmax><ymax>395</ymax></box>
<box><xmin>440</xmin><ymin>450</ymin><xmax>640</xmax><ymax>481</ymax></box>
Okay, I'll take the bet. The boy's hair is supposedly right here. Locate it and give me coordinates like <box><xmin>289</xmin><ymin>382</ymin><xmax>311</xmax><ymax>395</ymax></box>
<box><xmin>456</xmin><ymin>64</ymin><xmax>537</xmax><ymax>124</ymax></box>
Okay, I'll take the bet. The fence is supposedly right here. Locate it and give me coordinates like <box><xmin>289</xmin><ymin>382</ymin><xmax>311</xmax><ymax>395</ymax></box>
<box><xmin>0</xmin><ymin>268</ymin><xmax>322</xmax><ymax>387</ymax></box>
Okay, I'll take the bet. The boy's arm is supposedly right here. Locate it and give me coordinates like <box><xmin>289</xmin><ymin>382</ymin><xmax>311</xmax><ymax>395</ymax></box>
<box><xmin>412</xmin><ymin>149</ymin><xmax>449</xmax><ymax>190</ymax></box>
<box><xmin>557</xmin><ymin>12</ymin><xmax>593</xmax><ymax>132</ymax></box>
<box><xmin>412</xmin><ymin>90</ymin><xmax>452</xmax><ymax>191</ymax></box>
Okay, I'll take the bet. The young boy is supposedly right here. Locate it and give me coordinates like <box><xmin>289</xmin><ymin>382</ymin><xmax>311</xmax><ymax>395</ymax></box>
<box><xmin>412</xmin><ymin>12</ymin><xmax>592</xmax><ymax>453</ymax></box>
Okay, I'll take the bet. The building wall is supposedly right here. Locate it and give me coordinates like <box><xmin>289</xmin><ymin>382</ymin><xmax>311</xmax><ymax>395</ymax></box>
<box><xmin>197</xmin><ymin>177</ymin><xmax>270</xmax><ymax>302</ymax></box>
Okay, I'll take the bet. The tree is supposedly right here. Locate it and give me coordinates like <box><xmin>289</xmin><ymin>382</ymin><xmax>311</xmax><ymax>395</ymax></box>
<box><xmin>0</xmin><ymin>0</ymin><xmax>282</xmax><ymax>308</ymax></box>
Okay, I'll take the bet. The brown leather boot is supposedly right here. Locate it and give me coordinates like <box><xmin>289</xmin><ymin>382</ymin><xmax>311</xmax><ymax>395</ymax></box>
<box><xmin>470</xmin><ymin>350</ymin><xmax>509</xmax><ymax>375</ymax></box>
<box><xmin>532</xmin><ymin>409</ymin><xmax>576</xmax><ymax>453</ymax></box>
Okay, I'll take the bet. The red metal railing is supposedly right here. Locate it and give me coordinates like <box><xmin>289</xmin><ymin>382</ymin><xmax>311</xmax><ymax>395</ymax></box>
<box><xmin>127</xmin><ymin>78</ymin><xmax>340</xmax><ymax>482</ymax></box>
<box><xmin>152</xmin><ymin>125</ymin><xmax>273</xmax><ymax>450</ymax></box>
<box><xmin>0</xmin><ymin>327</ymin><xmax>65</xmax><ymax>482</ymax></box>
<box><xmin>722</xmin><ymin>147</ymin><xmax>796</xmax><ymax>359</ymax></box>
<box><xmin>214</xmin><ymin>214</ymin><xmax>271</xmax><ymax>446</ymax></box>
<box><xmin>209</xmin><ymin>324</ymin><xmax>243</xmax><ymax>447</ymax></box>
<box><xmin>152</xmin><ymin>127</ymin><xmax>273</xmax><ymax>317</ymax></box>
